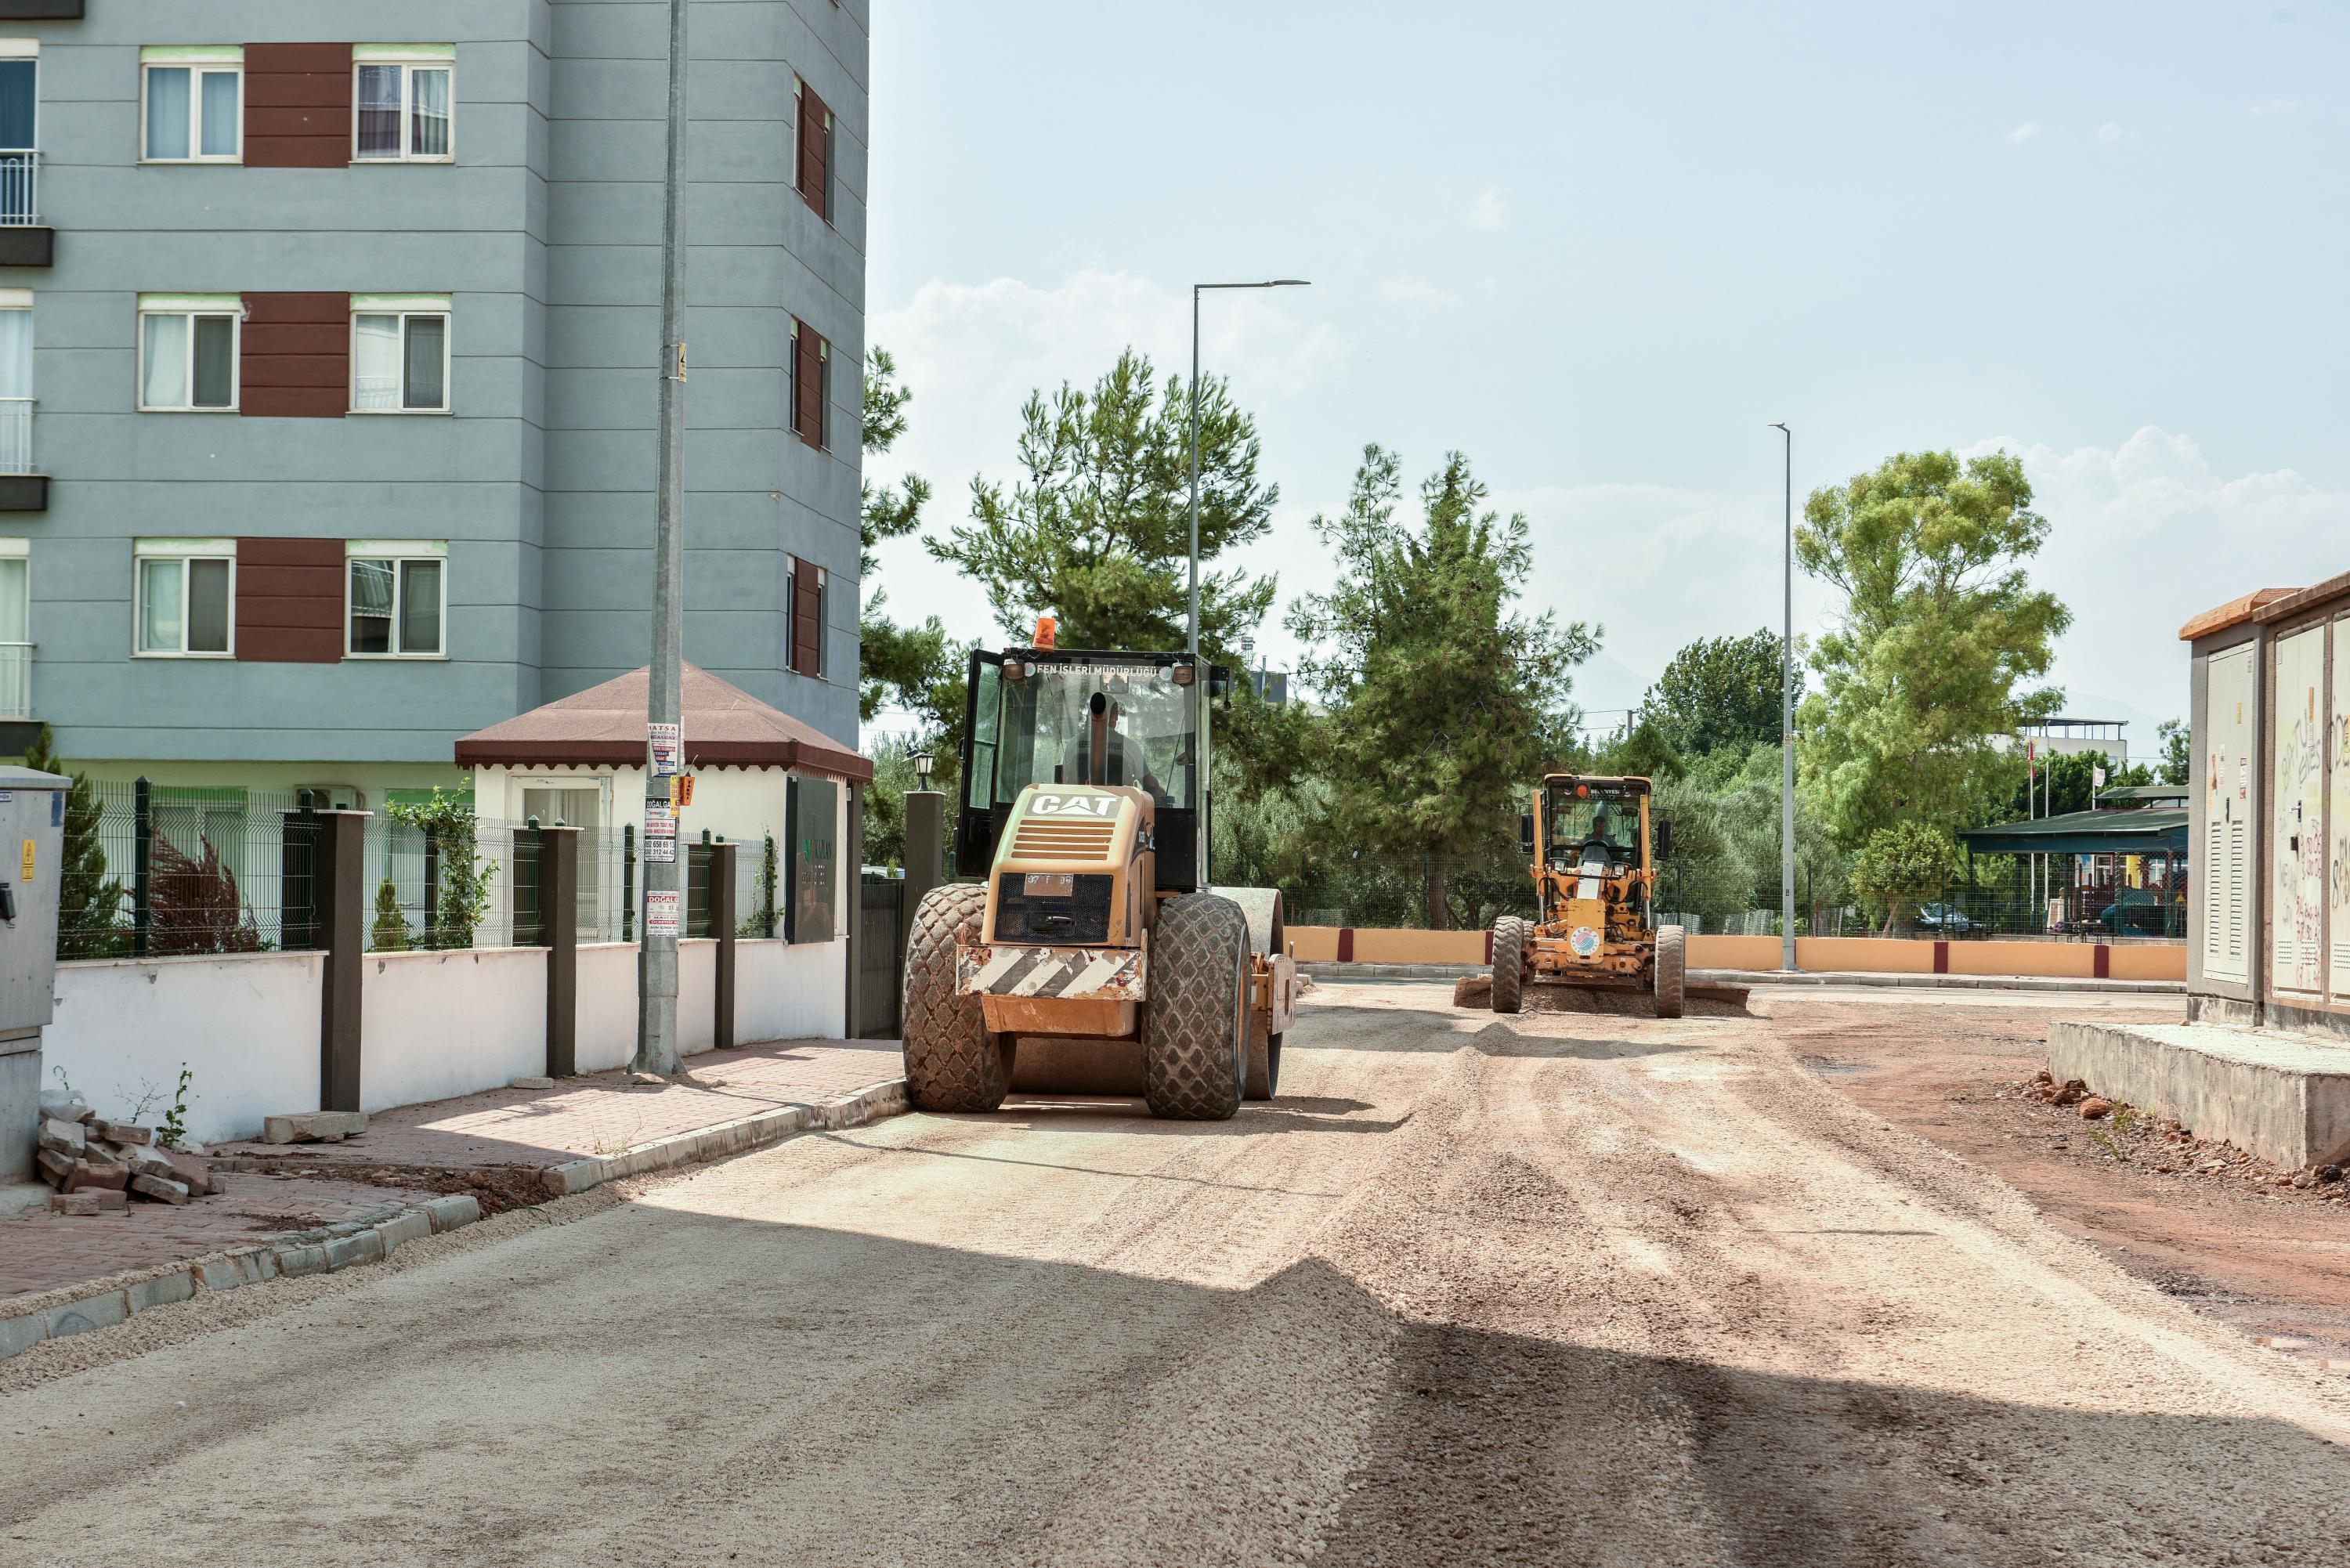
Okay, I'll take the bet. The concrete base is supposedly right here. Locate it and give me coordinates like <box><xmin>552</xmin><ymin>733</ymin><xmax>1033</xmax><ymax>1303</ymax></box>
<box><xmin>2048</xmin><ymin>1019</ymin><xmax>2350</xmax><ymax>1170</ymax></box>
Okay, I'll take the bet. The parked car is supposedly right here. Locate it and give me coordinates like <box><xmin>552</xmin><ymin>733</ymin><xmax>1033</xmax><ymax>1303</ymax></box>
<box><xmin>1913</xmin><ymin>902</ymin><xmax>1983</xmax><ymax>938</ymax></box>
<box><xmin>2090</xmin><ymin>890</ymin><xmax>2178</xmax><ymax>938</ymax></box>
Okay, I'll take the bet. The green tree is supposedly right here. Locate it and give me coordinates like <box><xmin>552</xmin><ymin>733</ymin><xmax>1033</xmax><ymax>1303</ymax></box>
<box><xmin>858</xmin><ymin>347</ymin><xmax>962</xmax><ymax>726</ymax></box>
<box><xmin>1640</xmin><ymin>629</ymin><xmax>1802</xmax><ymax>761</ymax></box>
<box><xmin>930</xmin><ymin>348</ymin><xmax>1278</xmax><ymax>655</ymax></box>
<box><xmin>385</xmin><ymin>789</ymin><xmax>494</xmax><ymax>948</ymax></box>
<box><xmin>1796</xmin><ymin>450</ymin><xmax>2071</xmax><ymax>847</ymax></box>
<box><xmin>1849</xmin><ymin>820</ymin><xmax>1959</xmax><ymax>934</ymax></box>
<box><xmin>24</xmin><ymin>724</ymin><xmax>125</xmax><ymax>959</ymax></box>
<box><xmin>1288</xmin><ymin>446</ymin><xmax>1598</xmax><ymax>927</ymax></box>
<box><xmin>2156</xmin><ymin>718</ymin><xmax>2189</xmax><ymax>787</ymax></box>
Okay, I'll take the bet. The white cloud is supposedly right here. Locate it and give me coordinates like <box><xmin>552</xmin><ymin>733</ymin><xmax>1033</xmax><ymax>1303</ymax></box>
<box><xmin>2005</xmin><ymin>121</ymin><xmax>2041</xmax><ymax>146</ymax></box>
<box><xmin>1377</xmin><ymin>276</ymin><xmax>1461</xmax><ymax>309</ymax></box>
<box><xmin>2095</xmin><ymin>121</ymin><xmax>2132</xmax><ymax>143</ymax></box>
<box><xmin>1477</xmin><ymin>276</ymin><xmax>1499</xmax><ymax>298</ymax></box>
<box><xmin>1961</xmin><ymin>428</ymin><xmax>2349</xmax><ymax>738</ymax></box>
<box><xmin>1469</xmin><ymin>186</ymin><xmax>1508</xmax><ymax>231</ymax></box>
<box><xmin>2251</xmin><ymin>98</ymin><xmax>2299</xmax><ymax>117</ymax></box>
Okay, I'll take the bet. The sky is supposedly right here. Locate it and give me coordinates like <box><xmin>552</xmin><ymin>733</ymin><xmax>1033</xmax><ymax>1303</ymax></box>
<box><xmin>861</xmin><ymin>1</ymin><xmax>2348</xmax><ymax>754</ymax></box>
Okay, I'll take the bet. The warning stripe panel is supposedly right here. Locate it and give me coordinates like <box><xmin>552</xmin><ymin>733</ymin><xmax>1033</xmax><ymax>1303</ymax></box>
<box><xmin>957</xmin><ymin>943</ymin><xmax>1146</xmax><ymax>1001</ymax></box>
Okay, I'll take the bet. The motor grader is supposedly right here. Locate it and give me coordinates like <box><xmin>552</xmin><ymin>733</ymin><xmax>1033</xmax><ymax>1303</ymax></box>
<box><xmin>1489</xmin><ymin>774</ymin><xmax>1687</xmax><ymax>1017</ymax></box>
<box><xmin>899</xmin><ymin>638</ymin><xmax>1298</xmax><ymax>1119</ymax></box>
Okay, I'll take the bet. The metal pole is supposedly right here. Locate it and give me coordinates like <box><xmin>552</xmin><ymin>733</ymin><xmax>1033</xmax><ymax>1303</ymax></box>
<box><xmin>634</xmin><ymin>0</ymin><xmax>689</xmax><ymax>1075</ymax></box>
<box><xmin>1772</xmin><ymin>423</ymin><xmax>1795</xmax><ymax>970</ymax></box>
<box><xmin>1187</xmin><ymin>286</ymin><xmax>1202</xmax><ymax>660</ymax></box>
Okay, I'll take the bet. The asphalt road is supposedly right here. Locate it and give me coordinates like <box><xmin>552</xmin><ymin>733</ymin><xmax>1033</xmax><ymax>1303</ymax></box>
<box><xmin>7</xmin><ymin>983</ymin><xmax>2350</xmax><ymax>1566</ymax></box>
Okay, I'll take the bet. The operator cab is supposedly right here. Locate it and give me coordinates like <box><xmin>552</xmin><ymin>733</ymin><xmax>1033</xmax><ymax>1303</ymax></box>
<box><xmin>956</xmin><ymin>647</ymin><xmax>1220</xmax><ymax>890</ymax></box>
<box><xmin>1542</xmin><ymin>775</ymin><xmax>1650</xmax><ymax>876</ymax></box>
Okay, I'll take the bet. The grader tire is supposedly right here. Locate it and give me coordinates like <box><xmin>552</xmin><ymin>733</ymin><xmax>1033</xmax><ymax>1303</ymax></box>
<box><xmin>1144</xmin><ymin>893</ymin><xmax>1249</xmax><ymax>1121</ymax></box>
<box><xmin>1654</xmin><ymin>923</ymin><xmax>1687</xmax><ymax>1020</ymax></box>
<box><xmin>1491</xmin><ymin>916</ymin><xmax>1527</xmax><ymax>1014</ymax></box>
<box><xmin>901</xmin><ymin>883</ymin><xmax>1012</xmax><ymax>1112</ymax></box>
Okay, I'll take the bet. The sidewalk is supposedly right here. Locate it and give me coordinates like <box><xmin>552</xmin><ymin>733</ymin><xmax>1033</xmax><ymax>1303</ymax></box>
<box><xmin>2</xmin><ymin>1036</ymin><xmax>906</xmax><ymax>1311</ymax></box>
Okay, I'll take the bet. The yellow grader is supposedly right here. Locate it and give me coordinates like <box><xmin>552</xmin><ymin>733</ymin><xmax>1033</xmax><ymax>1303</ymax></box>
<box><xmin>1489</xmin><ymin>773</ymin><xmax>1687</xmax><ymax>1017</ymax></box>
<box><xmin>900</xmin><ymin>641</ymin><xmax>1299</xmax><ymax>1119</ymax></box>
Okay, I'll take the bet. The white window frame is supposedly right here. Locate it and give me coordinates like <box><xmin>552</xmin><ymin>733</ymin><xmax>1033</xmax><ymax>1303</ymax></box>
<box><xmin>352</xmin><ymin>49</ymin><xmax>455</xmax><ymax>164</ymax></box>
<box><xmin>138</xmin><ymin>47</ymin><xmax>244</xmax><ymax>164</ymax></box>
<box><xmin>349</xmin><ymin>295</ymin><xmax>452</xmax><ymax>414</ymax></box>
<box><xmin>344</xmin><ymin>539</ymin><xmax>448</xmax><ymax>659</ymax></box>
<box><xmin>132</xmin><ymin>538</ymin><xmax>236</xmax><ymax>659</ymax></box>
<box><xmin>0</xmin><ymin>42</ymin><xmax>38</xmax><ymax>157</ymax></box>
<box><xmin>136</xmin><ymin>294</ymin><xmax>241</xmax><ymax>413</ymax></box>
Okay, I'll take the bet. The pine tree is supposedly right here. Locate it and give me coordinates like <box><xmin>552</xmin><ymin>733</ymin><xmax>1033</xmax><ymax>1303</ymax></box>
<box><xmin>371</xmin><ymin>876</ymin><xmax>410</xmax><ymax>951</ymax></box>
<box><xmin>1288</xmin><ymin>447</ymin><xmax>1597</xmax><ymax>928</ymax></box>
<box><xmin>24</xmin><ymin>724</ymin><xmax>125</xmax><ymax>959</ymax></box>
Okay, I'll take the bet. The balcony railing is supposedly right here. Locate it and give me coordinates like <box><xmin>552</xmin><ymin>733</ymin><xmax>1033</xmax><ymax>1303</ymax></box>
<box><xmin>0</xmin><ymin>150</ymin><xmax>36</xmax><ymax>226</ymax></box>
<box><xmin>0</xmin><ymin>399</ymin><xmax>31</xmax><ymax>475</ymax></box>
<box><xmin>0</xmin><ymin>643</ymin><xmax>32</xmax><ymax>721</ymax></box>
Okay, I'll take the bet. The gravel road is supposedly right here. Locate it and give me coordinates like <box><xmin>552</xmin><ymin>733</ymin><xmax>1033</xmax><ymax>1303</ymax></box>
<box><xmin>8</xmin><ymin>983</ymin><xmax>2350</xmax><ymax>1566</ymax></box>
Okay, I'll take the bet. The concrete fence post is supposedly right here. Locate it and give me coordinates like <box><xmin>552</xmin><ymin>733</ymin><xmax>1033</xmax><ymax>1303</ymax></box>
<box><xmin>538</xmin><ymin>824</ymin><xmax>580</xmax><ymax>1077</ymax></box>
<box><xmin>313</xmin><ymin>810</ymin><xmax>370</xmax><ymax>1114</ymax></box>
<box><xmin>904</xmin><ymin>788</ymin><xmax>945</xmax><ymax>951</ymax></box>
<box><xmin>712</xmin><ymin>840</ymin><xmax>737</xmax><ymax>1051</ymax></box>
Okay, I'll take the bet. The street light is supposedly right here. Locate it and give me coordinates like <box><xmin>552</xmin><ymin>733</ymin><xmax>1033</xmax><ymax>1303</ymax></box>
<box><xmin>1770</xmin><ymin>421</ymin><xmax>1795</xmax><ymax>971</ymax></box>
<box><xmin>911</xmin><ymin>750</ymin><xmax>934</xmax><ymax>783</ymax></box>
<box><xmin>1187</xmin><ymin>278</ymin><xmax>1308</xmax><ymax>890</ymax></box>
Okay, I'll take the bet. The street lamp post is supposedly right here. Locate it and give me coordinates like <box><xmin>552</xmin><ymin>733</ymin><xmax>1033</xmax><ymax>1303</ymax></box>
<box><xmin>1187</xmin><ymin>278</ymin><xmax>1307</xmax><ymax>887</ymax></box>
<box><xmin>1770</xmin><ymin>422</ymin><xmax>1795</xmax><ymax>971</ymax></box>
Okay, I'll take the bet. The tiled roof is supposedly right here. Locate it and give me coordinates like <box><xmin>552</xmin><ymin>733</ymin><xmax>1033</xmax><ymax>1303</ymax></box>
<box><xmin>454</xmin><ymin>663</ymin><xmax>873</xmax><ymax>782</ymax></box>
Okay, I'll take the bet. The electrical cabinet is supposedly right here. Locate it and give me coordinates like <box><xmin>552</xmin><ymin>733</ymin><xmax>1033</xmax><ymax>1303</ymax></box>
<box><xmin>0</xmin><ymin>765</ymin><xmax>69</xmax><ymax>1180</ymax></box>
<box><xmin>2201</xmin><ymin>644</ymin><xmax>2254</xmax><ymax>985</ymax></box>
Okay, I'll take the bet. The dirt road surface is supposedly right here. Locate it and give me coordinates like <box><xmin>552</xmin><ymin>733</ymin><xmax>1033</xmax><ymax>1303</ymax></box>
<box><xmin>8</xmin><ymin>983</ymin><xmax>2350</xmax><ymax>1566</ymax></box>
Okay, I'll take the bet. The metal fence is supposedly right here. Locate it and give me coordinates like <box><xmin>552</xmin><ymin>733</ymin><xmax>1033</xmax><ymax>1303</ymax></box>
<box><xmin>56</xmin><ymin>785</ymin><xmax>786</xmax><ymax>959</ymax></box>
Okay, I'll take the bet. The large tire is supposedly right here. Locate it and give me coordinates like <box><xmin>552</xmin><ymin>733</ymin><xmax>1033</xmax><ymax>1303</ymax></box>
<box><xmin>902</xmin><ymin>883</ymin><xmax>1013</xmax><ymax>1112</ymax></box>
<box><xmin>1143</xmin><ymin>893</ymin><xmax>1249</xmax><ymax>1120</ymax></box>
<box><xmin>1654</xmin><ymin>923</ymin><xmax>1687</xmax><ymax>1020</ymax></box>
<box><xmin>1491</xmin><ymin>916</ymin><xmax>1527</xmax><ymax>1014</ymax></box>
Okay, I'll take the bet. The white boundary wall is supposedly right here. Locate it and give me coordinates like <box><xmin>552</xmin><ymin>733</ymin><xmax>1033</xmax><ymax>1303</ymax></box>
<box><xmin>49</xmin><ymin>934</ymin><xmax>852</xmax><ymax>1136</ymax></box>
<box><xmin>360</xmin><ymin>947</ymin><xmax>548</xmax><ymax>1115</ymax></box>
<box><xmin>46</xmin><ymin>953</ymin><xmax>322</xmax><ymax>1147</ymax></box>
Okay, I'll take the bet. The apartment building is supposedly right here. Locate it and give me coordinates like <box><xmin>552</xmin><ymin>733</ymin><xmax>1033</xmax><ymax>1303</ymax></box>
<box><xmin>0</xmin><ymin>1</ymin><xmax>867</xmax><ymax>811</ymax></box>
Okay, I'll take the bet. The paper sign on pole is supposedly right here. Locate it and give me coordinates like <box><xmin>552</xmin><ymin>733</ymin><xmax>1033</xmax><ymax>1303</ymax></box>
<box><xmin>644</xmin><ymin>796</ymin><xmax>677</xmax><ymax>863</ymax></box>
<box><xmin>645</xmin><ymin>890</ymin><xmax>680</xmax><ymax>938</ymax></box>
<box><xmin>648</xmin><ymin>722</ymin><xmax>682</xmax><ymax>778</ymax></box>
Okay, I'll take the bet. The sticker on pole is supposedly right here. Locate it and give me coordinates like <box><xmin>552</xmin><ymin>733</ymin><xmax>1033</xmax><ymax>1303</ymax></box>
<box><xmin>645</xmin><ymin>890</ymin><xmax>680</xmax><ymax>938</ymax></box>
<box><xmin>644</xmin><ymin>797</ymin><xmax>677</xmax><ymax>862</ymax></box>
<box><xmin>648</xmin><ymin>722</ymin><xmax>682</xmax><ymax>778</ymax></box>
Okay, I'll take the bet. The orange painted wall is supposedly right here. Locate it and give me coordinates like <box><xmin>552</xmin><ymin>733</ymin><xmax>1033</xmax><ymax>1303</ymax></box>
<box><xmin>1689</xmin><ymin>934</ymin><xmax>1781</xmax><ymax>970</ymax></box>
<box><xmin>1797</xmin><ymin>937</ymin><xmax>1936</xmax><ymax>974</ymax></box>
<box><xmin>1285</xmin><ymin>923</ymin><xmax>2182</xmax><ymax>981</ymax></box>
<box><xmin>2108</xmin><ymin>945</ymin><xmax>2188</xmax><ymax>981</ymax></box>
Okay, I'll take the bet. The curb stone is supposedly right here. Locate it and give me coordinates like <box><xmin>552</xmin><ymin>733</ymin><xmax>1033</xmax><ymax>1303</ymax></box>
<box><xmin>0</xmin><ymin>1190</ymin><xmax>486</xmax><ymax>1364</ymax></box>
<box><xmin>537</xmin><ymin>1078</ymin><xmax>909</xmax><ymax>1200</ymax></box>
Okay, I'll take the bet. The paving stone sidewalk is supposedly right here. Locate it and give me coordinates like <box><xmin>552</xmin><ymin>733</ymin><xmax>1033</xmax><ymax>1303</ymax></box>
<box><xmin>2</xmin><ymin>1036</ymin><xmax>904</xmax><ymax>1308</ymax></box>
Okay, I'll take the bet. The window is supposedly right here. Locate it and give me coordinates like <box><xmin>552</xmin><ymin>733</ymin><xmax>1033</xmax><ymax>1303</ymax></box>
<box><xmin>0</xmin><ymin>294</ymin><xmax>30</xmax><ymax>475</ymax></box>
<box><xmin>355</xmin><ymin>53</ymin><xmax>453</xmax><ymax>162</ymax></box>
<box><xmin>141</xmin><ymin>49</ymin><xmax>241</xmax><ymax>162</ymax></box>
<box><xmin>134</xmin><ymin>542</ymin><xmax>233</xmax><ymax>656</ymax></box>
<box><xmin>351</xmin><ymin>301</ymin><xmax>448</xmax><ymax>412</ymax></box>
<box><xmin>0</xmin><ymin>48</ymin><xmax>34</xmax><ymax>224</ymax></box>
<box><xmin>345</xmin><ymin>544</ymin><xmax>444</xmax><ymax>656</ymax></box>
<box><xmin>794</xmin><ymin>77</ymin><xmax>830</xmax><ymax>222</ymax></box>
<box><xmin>138</xmin><ymin>295</ymin><xmax>239</xmax><ymax>411</ymax></box>
<box><xmin>790</xmin><ymin>319</ymin><xmax>827</xmax><ymax>450</ymax></box>
<box><xmin>788</xmin><ymin>555</ymin><xmax>826</xmax><ymax>679</ymax></box>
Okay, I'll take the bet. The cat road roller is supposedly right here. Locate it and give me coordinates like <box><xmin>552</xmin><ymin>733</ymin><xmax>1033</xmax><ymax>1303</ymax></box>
<box><xmin>1489</xmin><ymin>774</ymin><xmax>1687</xmax><ymax>1018</ymax></box>
<box><xmin>900</xmin><ymin>638</ymin><xmax>1299</xmax><ymax>1119</ymax></box>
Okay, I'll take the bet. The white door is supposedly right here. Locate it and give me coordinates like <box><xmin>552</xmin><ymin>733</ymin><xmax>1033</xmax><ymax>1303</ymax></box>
<box><xmin>2202</xmin><ymin>644</ymin><xmax>2253</xmax><ymax>983</ymax></box>
<box><xmin>2272</xmin><ymin>626</ymin><xmax>2326</xmax><ymax>995</ymax></box>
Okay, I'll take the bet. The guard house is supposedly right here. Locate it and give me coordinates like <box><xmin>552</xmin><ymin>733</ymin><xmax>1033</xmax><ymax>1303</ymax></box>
<box><xmin>2181</xmin><ymin>575</ymin><xmax>2350</xmax><ymax>1040</ymax></box>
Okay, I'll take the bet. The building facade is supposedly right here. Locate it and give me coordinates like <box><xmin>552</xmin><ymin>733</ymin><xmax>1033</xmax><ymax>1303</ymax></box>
<box><xmin>0</xmin><ymin>0</ymin><xmax>866</xmax><ymax>803</ymax></box>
